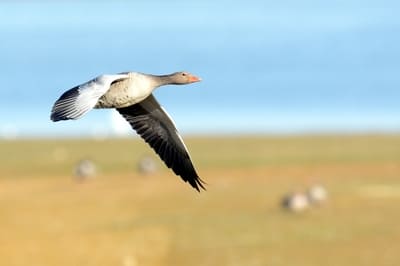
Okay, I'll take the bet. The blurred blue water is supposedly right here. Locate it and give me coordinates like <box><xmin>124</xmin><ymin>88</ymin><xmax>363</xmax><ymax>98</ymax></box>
<box><xmin>0</xmin><ymin>1</ymin><xmax>399</xmax><ymax>137</ymax></box>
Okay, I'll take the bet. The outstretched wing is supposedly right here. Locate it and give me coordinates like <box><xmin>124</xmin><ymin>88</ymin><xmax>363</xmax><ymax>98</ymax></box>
<box><xmin>51</xmin><ymin>74</ymin><xmax>128</xmax><ymax>121</ymax></box>
<box><xmin>117</xmin><ymin>94</ymin><xmax>205</xmax><ymax>192</ymax></box>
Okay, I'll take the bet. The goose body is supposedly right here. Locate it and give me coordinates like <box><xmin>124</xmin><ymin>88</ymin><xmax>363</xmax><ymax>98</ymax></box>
<box><xmin>95</xmin><ymin>72</ymin><xmax>159</xmax><ymax>109</ymax></box>
<box><xmin>50</xmin><ymin>71</ymin><xmax>205</xmax><ymax>191</ymax></box>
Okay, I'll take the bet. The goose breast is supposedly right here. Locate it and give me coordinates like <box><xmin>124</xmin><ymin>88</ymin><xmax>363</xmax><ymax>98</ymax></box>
<box><xmin>95</xmin><ymin>72</ymin><xmax>156</xmax><ymax>109</ymax></box>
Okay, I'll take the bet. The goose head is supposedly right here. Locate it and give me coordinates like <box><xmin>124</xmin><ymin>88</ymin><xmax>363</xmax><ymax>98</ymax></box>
<box><xmin>168</xmin><ymin>71</ymin><xmax>202</xmax><ymax>85</ymax></box>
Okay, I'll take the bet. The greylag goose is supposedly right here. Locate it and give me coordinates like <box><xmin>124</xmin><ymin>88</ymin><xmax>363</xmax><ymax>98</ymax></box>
<box><xmin>50</xmin><ymin>71</ymin><xmax>205</xmax><ymax>191</ymax></box>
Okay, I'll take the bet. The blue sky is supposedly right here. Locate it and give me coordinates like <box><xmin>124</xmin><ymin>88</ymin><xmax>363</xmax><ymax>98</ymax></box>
<box><xmin>1</xmin><ymin>1</ymin><xmax>399</xmax><ymax>138</ymax></box>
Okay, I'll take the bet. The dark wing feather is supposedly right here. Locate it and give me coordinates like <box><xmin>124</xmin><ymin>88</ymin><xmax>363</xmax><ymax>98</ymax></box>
<box><xmin>117</xmin><ymin>94</ymin><xmax>205</xmax><ymax>192</ymax></box>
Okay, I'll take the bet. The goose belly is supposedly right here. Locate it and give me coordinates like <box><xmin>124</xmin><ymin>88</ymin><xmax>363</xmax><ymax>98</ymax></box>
<box><xmin>95</xmin><ymin>74</ymin><xmax>153</xmax><ymax>109</ymax></box>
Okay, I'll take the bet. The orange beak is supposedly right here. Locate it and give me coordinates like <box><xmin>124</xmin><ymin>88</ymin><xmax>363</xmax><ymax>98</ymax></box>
<box><xmin>188</xmin><ymin>75</ymin><xmax>201</xmax><ymax>83</ymax></box>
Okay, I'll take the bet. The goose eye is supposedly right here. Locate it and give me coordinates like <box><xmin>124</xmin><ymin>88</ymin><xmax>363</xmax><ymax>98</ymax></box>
<box><xmin>182</xmin><ymin>73</ymin><xmax>187</xmax><ymax>76</ymax></box>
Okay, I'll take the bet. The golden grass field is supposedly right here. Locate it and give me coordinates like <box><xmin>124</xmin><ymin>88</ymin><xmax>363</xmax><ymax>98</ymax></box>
<box><xmin>0</xmin><ymin>135</ymin><xmax>400</xmax><ymax>266</ymax></box>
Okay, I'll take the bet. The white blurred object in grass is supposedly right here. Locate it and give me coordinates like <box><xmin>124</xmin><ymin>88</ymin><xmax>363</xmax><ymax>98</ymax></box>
<box><xmin>74</xmin><ymin>159</ymin><xmax>97</xmax><ymax>181</ymax></box>
<box><xmin>281</xmin><ymin>192</ymin><xmax>310</xmax><ymax>213</ymax></box>
<box><xmin>307</xmin><ymin>184</ymin><xmax>328</xmax><ymax>205</ymax></box>
<box><xmin>137</xmin><ymin>155</ymin><xmax>158</xmax><ymax>175</ymax></box>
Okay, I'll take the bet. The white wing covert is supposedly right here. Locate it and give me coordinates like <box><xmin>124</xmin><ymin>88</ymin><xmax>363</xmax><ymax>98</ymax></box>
<box><xmin>51</xmin><ymin>74</ymin><xmax>128</xmax><ymax>121</ymax></box>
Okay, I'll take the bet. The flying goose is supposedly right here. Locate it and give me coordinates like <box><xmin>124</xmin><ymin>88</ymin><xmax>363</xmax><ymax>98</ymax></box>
<box><xmin>50</xmin><ymin>71</ymin><xmax>205</xmax><ymax>191</ymax></box>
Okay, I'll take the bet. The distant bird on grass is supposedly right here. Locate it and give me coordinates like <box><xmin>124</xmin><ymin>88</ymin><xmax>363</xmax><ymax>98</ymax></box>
<box><xmin>50</xmin><ymin>71</ymin><xmax>205</xmax><ymax>191</ymax></box>
<box><xmin>137</xmin><ymin>155</ymin><xmax>158</xmax><ymax>175</ymax></box>
<box><xmin>74</xmin><ymin>159</ymin><xmax>97</xmax><ymax>181</ymax></box>
<box><xmin>307</xmin><ymin>184</ymin><xmax>328</xmax><ymax>205</ymax></box>
<box><xmin>281</xmin><ymin>191</ymin><xmax>310</xmax><ymax>213</ymax></box>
